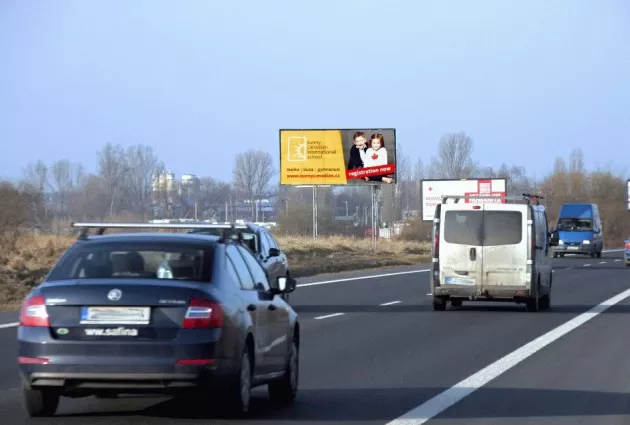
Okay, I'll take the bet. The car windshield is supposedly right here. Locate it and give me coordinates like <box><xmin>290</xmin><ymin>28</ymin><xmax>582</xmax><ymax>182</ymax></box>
<box><xmin>556</xmin><ymin>218</ymin><xmax>592</xmax><ymax>231</ymax></box>
<box><xmin>189</xmin><ymin>228</ymin><xmax>258</xmax><ymax>253</ymax></box>
<box><xmin>47</xmin><ymin>241</ymin><xmax>213</xmax><ymax>282</ymax></box>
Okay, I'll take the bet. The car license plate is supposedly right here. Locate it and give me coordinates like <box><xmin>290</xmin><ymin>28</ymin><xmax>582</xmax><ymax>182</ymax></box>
<box><xmin>80</xmin><ymin>306</ymin><xmax>150</xmax><ymax>325</ymax></box>
<box><xmin>567</xmin><ymin>246</ymin><xmax>579</xmax><ymax>250</ymax></box>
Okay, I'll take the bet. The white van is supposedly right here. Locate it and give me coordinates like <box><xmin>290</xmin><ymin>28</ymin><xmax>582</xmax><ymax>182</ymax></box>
<box><xmin>430</xmin><ymin>194</ymin><xmax>552</xmax><ymax>312</ymax></box>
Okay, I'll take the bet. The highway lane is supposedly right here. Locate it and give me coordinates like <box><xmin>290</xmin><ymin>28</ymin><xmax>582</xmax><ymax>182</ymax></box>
<box><xmin>0</xmin><ymin>251</ymin><xmax>627</xmax><ymax>423</ymax></box>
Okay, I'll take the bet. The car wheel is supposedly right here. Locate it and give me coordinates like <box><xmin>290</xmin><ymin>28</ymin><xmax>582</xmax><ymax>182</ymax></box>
<box><xmin>451</xmin><ymin>299</ymin><xmax>463</xmax><ymax>308</ymax></box>
<box><xmin>223</xmin><ymin>345</ymin><xmax>252</xmax><ymax>416</ymax></box>
<box><xmin>21</xmin><ymin>383</ymin><xmax>60</xmax><ymax>417</ymax></box>
<box><xmin>268</xmin><ymin>340</ymin><xmax>299</xmax><ymax>404</ymax></box>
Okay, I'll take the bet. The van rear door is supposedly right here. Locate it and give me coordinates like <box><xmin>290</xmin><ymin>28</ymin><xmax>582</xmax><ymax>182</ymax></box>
<box><xmin>481</xmin><ymin>203</ymin><xmax>529</xmax><ymax>288</ymax></box>
<box><xmin>439</xmin><ymin>203</ymin><xmax>484</xmax><ymax>288</ymax></box>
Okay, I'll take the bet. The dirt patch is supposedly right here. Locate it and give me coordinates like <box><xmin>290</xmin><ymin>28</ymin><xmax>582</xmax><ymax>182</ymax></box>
<box><xmin>0</xmin><ymin>233</ymin><xmax>431</xmax><ymax>311</ymax></box>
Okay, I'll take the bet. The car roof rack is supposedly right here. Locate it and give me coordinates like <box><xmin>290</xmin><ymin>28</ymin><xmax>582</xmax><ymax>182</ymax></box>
<box><xmin>441</xmin><ymin>193</ymin><xmax>545</xmax><ymax>206</ymax></box>
<box><xmin>71</xmin><ymin>222</ymin><xmax>249</xmax><ymax>242</ymax></box>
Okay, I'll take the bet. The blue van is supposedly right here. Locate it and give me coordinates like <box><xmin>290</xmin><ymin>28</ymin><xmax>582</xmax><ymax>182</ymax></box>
<box><xmin>550</xmin><ymin>203</ymin><xmax>603</xmax><ymax>258</ymax></box>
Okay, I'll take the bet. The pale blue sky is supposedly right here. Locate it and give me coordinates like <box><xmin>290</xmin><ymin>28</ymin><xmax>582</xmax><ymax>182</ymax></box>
<box><xmin>1</xmin><ymin>0</ymin><xmax>629</xmax><ymax>182</ymax></box>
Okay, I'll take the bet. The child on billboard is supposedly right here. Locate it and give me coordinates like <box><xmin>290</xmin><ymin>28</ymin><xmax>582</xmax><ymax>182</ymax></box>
<box><xmin>363</xmin><ymin>133</ymin><xmax>393</xmax><ymax>184</ymax></box>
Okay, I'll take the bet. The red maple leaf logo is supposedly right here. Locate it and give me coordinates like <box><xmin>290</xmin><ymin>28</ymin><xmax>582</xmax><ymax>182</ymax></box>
<box><xmin>428</xmin><ymin>187</ymin><xmax>433</xmax><ymax>191</ymax></box>
<box><xmin>371</xmin><ymin>153</ymin><xmax>378</xmax><ymax>160</ymax></box>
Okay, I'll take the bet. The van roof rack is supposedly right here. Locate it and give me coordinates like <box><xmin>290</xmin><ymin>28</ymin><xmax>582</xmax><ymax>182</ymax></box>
<box><xmin>441</xmin><ymin>193</ymin><xmax>545</xmax><ymax>206</ymax></box>
<box><xmin>71</xmin><ymin>222</ymin><xmax>249</xmax><ymax>242</ymax></box>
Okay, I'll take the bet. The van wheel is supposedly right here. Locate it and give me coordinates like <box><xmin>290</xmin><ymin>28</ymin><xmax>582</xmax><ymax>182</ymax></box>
<box><xmin>432</xmin><ymin>297</ymin><xmax>447</xmax><ymax>311</ymax></box>
<box><xmin>21</xmin><ymin>383</ymin><xmax>60</xmax><ymax>417</ymax></box>
<box><xmin>559</xmin><ymin>253</ymin><xmax>565</xmax><ymax>258</ymax></box>
<box><xmin>451</xmin><ymin>299</ymin><xmax>463</xmax><ymax>308</ymax></box>
<box><xmin>525</xmin><ymin>296</ymin><xmax>540</xmax><ymax>312</ymax></box>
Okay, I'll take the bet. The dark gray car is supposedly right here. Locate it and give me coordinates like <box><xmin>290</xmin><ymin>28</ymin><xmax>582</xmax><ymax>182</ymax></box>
<box><xmin>18</xmin><ymin>223</ymin><xmax>299</xmax><ymax>418</ymax></box>
<box><xmin>188</xmin><ymin>224</ymin><xmax>292</xmax><ymax>302</ymax></box>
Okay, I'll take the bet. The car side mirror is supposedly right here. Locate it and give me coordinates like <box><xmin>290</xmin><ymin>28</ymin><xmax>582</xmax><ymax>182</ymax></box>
<box><xmin>268</xmin><ymin>247</ymin><xmax>281</xmax><ymax>257</ymax></box>
<box><xmin>270</xmin><ymin>275</ymin><xmax>296</xmax><ymax>294</ymax></box>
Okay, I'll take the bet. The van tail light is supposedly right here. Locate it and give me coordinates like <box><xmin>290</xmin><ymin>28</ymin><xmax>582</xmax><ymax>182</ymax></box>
<box><xmin>19</xmin><ymin>296</ymin><xmax>49</xmax><ymax>327</ymax></box>
<box><xmin>182</xmin><ymin>298</ymin><xmax>223</xmax><ymax>328</ymax></box>
<box><xmin>625</xmin><ymin>242</ymin><xmax>630</xmax><ymax>249</ymax></box>
<box><xmin>433</xmin><ymin>234</ymin><xmax>439</xmax><ymax>257</ymax></box>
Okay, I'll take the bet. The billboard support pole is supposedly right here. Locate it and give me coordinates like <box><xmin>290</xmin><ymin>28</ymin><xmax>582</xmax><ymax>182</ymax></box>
<box><xmin>312</xmin><ymin>186</ymin><xmax>318</xmax><ymax>238</ymax></box>
<box><xmin>371</xmin><ymin>185</ymin><xmax>379</xmax><ymax>251</ymax></box>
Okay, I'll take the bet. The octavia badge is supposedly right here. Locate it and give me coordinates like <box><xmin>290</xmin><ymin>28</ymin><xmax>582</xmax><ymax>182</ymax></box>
<box><xmin>107</xmin><ymin>289</ymin><xmax>122</xmax><ymax>301</ymax></box>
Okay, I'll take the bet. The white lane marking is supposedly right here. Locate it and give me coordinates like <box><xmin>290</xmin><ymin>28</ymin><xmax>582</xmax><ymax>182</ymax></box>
<box><xmin>380</xmin><ymin>300</ymin><xmax>402</xmax><ymax>306</ymax></box>
<box><xmin>298</xmin><ymin>269</ymin><xmax>429</xmax><ymax>288</ymax></box>
<box><xmin>600</xmin><ymin>261</ymin><xmax>606</xmax><ymax>264</ymax></box>
<box><xmin>615</xmin><ymin>259</ymin><xmax>621</xmax><ymax>262</ymax></box>
<box><xmin>386</xmin><ymin>287</ymin><xmax>630</xmax><ymax>425</ymax></box>
<box><xmin>0</xmin><ymin>322</ymin><xmax>18</xmax><ymax>329</ymax></box>
<box><xmin>314</xmin><ymin>313</ymin><xmax>345</xmax><ymax>320</ymax></box>
<box><xmin>584</xmin><ymin>264</ymin><xmax>591</xmax><ymax>267</ymax></box>
<box><xmin>426</xmin><ymin>293</ymin><xmax>432</xmax><ymax>296</ymax></box>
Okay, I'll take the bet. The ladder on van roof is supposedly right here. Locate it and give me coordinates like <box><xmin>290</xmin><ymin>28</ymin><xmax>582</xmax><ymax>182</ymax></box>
<box><xmin>440</xmin><ymin>193</ymin><xmax>544</xmax><ymax>206</ymax></box>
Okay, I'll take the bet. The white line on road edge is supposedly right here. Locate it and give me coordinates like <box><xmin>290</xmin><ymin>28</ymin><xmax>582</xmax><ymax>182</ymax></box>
<box><xmin>385</xmin><ymin>287</ymin><xmax>630</xmax><ymax>425</ymax></box>
<box><xmin>314</xmin><ymin>313</ymin><xmax>345</xmax><ymax>320</ymax></box>
<box><xmin>600</xmin><ymin>261</ymin><xmax>606</xmax><ymax>264</ymax></box>
<box><xmin>584</xmin><ymin>264</ymin><xmax>591</xmax><ymax>267</ymax></box>
<box><xmin>615</xmin><ymin>259</ymin><xmax>621</xmax><ymax>262</ymax></box>
<box><xmin>0</xmin><ymin>322</ymin><xmax>18</xmax><ymax>329</ymax></box>
<box><xmin>380</xmin><ymin>301</ymin><xmax>402</xmax><ymax>306</ymax></box>
<box><xmin>298</xmin><ymin>269</ymin><xmax>429</xmax><ymax>288</ymax></box>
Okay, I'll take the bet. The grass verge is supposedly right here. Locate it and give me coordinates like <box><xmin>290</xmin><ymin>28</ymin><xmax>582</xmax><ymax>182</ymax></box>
<box><xmin>0</xmin><ymin>233</ymin><xmax>430</xmax><ymax>311</ymax></box>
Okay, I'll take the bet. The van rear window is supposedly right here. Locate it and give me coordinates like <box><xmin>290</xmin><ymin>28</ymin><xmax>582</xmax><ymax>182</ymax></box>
<box><xmin>444</xmin><ymin>210</ymin><xmax>523</xmax><ymax>246</ymax></box>
<box><xmin>484</xmin><ymin>211</ymin><xmax>523</xmax><ymax>246</ymax></box>
<box><xmin>444</xmin><ymin>211</ymin><xmax>483</xmax><ymax>246</ymax></box>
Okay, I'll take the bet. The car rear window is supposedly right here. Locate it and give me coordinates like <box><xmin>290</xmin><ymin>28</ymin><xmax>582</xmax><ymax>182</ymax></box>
<box><xmin>444</xmin><ymin>210</ymin><xmax>522</xmax><ymax>246</ymax></box>
<box><xmin>47</xmin><ymin>241</ymin><xmax>213</xmax><ymax>282</ymax></box>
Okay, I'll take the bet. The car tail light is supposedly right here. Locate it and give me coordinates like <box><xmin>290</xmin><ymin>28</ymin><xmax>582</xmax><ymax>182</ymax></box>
<box><xmin>433</xmin><ymin>234</ymin><xmax>439</xmax><ymax>256</ymax></box>
<box><xmin>626</xmin><ymin>242</ymin><xmax>630</xmax><ymax>249</ymax></box>
<box><xmin>182</xmin><ymin>298</ymin><xmax>223</xmax><ymax>328</ymax></box>
<box><xmin>19</xmin><ymin>296</ymin><xmax>49</xmax><ymax>327</ymax></box>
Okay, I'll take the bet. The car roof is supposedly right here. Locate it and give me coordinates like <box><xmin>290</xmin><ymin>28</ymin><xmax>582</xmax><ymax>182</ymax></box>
<box><xmin>76</xmin><ymin>232</ymin><xmax>223</xmax><ymax>245</ymax></box>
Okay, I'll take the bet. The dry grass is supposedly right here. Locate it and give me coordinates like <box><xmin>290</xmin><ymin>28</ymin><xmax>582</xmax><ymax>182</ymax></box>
<box><xmin>0</xmin><ymin>233</ymin><xmax>431</xmax><ymax>311</ymax></box>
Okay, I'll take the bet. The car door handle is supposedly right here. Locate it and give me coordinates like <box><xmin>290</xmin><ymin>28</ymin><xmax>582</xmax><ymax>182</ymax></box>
<box><xmin>247</xmin><ymin>304</ymin><xmax>257</xmax><ymax>312</ymax></box>
<box><xmin>268</xmin><ymin>304</ymin><xmax>277</xmax><ymax>311</ymax></box>
<box><xmin>469</xmin><ymin>247</ymin><xmax>476</xmax><ymax>261</ymax></box>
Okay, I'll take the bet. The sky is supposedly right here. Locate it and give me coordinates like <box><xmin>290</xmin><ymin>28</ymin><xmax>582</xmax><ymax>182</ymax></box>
<box><xmin>1</xmin><ymin>0</ymin><xmax>629</xmax><ymax>183</ymax></box>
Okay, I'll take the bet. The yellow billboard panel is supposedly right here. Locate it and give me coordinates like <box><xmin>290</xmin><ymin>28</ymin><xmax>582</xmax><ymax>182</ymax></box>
<box><xmin>280</xmin><ymin>128</ymin><xmax>397</xmax><ymax>186</ymax></box>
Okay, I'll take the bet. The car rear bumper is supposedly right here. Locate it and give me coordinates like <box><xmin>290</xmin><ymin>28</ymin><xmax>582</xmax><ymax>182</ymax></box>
<box><xmin>19</xmin><ymin>361</ymin><xmax>238</xmax><ymax>395</ymax></box>
<box><xmin>18</xmin><ymin>326</ymin><xmax>238</xmax><ymax>395</ymax></box>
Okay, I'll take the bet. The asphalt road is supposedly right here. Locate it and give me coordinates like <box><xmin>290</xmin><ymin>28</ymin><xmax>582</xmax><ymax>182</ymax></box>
<box><xmin>0</xmin><ymin>250</ymin><xmax>628</xmax><ymax>424</ymax></box>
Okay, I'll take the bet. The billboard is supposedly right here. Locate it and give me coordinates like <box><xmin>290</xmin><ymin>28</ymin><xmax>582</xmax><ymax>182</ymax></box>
<box><xmin>279</xmin><ymin>128</ymin><xmax>397</xmax><ymax>186</ymax></box>
<box><xmin>627</xmin><ymin>179</ymin><xmax>630</xmax><ymax>211</ymax></box>
<box><xmin>420</xmin><ymin>178</ymin><xmax>507</xmax><ymax>221</ymax></box>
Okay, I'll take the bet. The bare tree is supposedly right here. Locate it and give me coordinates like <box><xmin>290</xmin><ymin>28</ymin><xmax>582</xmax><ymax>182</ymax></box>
<box><xmin>233</xmin><ymin>150</ymin><xmax>275</xmax><ymax>220</ymax></box>
<box><xmin>48</xmin><ymin>160</ymin><xmax>75</xmax><ymax>218</ymax></box>
<box><xmin>124</xmin><ymin>145</ymin><xmax>164</xmax><ymax>216</ymax></box>
<box><xmin>97</xmin><ymin>143</ymin><xmax>128</xmax><ymax>217</ymax></box>
<box><xmin>430</xmin><ymin>132</ymin><xmax>477</xmax><ymax>179</ymax></box>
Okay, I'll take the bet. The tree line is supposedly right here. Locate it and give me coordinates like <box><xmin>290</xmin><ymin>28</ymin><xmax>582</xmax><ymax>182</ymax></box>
<box><xmin>1</xmin><ymin>133</ymin><xmax>628</xmax><ymax>245</ymax></box>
